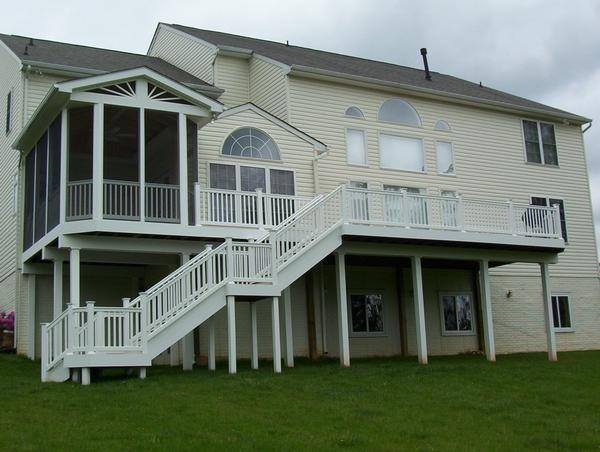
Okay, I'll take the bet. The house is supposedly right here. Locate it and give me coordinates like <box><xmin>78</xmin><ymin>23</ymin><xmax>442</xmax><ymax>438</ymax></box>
<box><xmin>0</xmin><ymin>24</ymin><xmax>598</xmax><ymax>384</ymax></box>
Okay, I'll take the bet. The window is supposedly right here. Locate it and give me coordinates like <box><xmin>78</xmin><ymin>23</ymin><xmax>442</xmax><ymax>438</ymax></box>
<box><xmin>346</xmin><ymin>129</ymin><xmax>367</xmax><ymax>165</ymax></box>
<box><xmin>436</xmin><ymin>141</ymin><xmax>454</xmax><ymax>174</ymax></box>
<box><xmin>435</xmin><ymin>120</ymin><xmax>451</xmax><ymax>131</ymax></box>
<box><xmin>378</xmin><ymin>98</ymin><xmax>421</xmax><ymax>126</ymax></box>
<box><xmin>270</xmin><ymin>169</ymin><xmax>295</xmax><ymax>195</ymax></box>
<box><xmin>222</xmin><ymin>127</ymin><xmax>280</xmax><ymax>160</ymax></box>
<box><xmin>531</xmin><ymin>197</ymin><xmax>568</xmax><ymax>242</ymax></box>
<box><xmin>440</xmin><ymin>293</ymin><xmax>475</xmax><ymax>335</ymax></box>
<box><xmin>522</xmin><ymin>120</ymin><xmax>558</xmax><ymax>166</ymax></box>
<box><xmin>345</xmin><ymin>106</ymin><xmax>364</xmax><ymax>118</ymax></box>
<box><xmin>551</xmin><ymin>295</ymin><xmax>573</xmax><ymax>331</ymax></box>
<box><xmin>5</xmin><ymin>90</ymin><xmax>11</xmax><ymax>134</ymax></box>
<box><xmin>379</xmin><ymin>134</ymin><xmax>424</xmax><ymax>172</ymax></box>
<box><xmin>208</xmin><ymin>162</ymin><xmax>294</xmax><ymax>195</ymax></box>
<box><xmin>349</xmin><ymin>293</ymin><xmax>384</xmax><ymax>335</ymax></box>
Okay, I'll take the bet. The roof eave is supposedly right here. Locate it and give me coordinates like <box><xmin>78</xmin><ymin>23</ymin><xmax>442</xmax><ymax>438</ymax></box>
<box><xmin>289</xmin><ymin>65</ymin><xmax>592</xmax><ymax>125</ymax></box>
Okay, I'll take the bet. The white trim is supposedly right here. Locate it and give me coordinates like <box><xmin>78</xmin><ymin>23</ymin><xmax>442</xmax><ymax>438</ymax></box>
<box><xmin>218</xmin><ymin>103</ymin><xmax>327</xmax><ymax>152</ymax></box>
<box><xmin>438</xmin><ymin>291</ymin><xmax>477</xmax><ymax>336</ymax></box>
<box><xmin>345</xmin><ymin>127</ymin><xmax>368</xmax><ymax>166</ymax></box>
<box><xmin>550</xmin><ymin>292</ymin><xmax>575</xmax><ymax>333</ymax></box>
<box><xmin>347</xmin><ymin>290</ymin><xmax>387</xmax><ymax>337</ymax></box>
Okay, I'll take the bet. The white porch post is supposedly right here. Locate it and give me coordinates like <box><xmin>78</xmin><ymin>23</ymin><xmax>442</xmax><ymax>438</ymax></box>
<box><xmin>540</xmin><ymin>263</ymin><xmax>558</xmax><ymax>361</ymax></box>
<box><xmin>410</xmin><ymin>255</ymin><xmax>428</xmax><ymax>365</ymax></box>
<box><xmin>69</xmin><ymin>248</ymin><xmax>81</xmax><ymax>307</ymax></box>
<box><xmin>250</xmin><ymin>302</ymin><xmax>259</xmax><ymax>369</ymax></box>
<box><xmin>208</xmin><ymin>315</ymin><xmax>216</xmax><ymax>371</ymax></box>
<box><xmin>52</xmin><ymin>260</ymin><xmax>64</xmax><ymax>318</ymax></box>
<box><xmin>81</xmin><ymin>367</ymin><xmax>91</xmax><ymax>386</ymax></box>
<box><xmin>59</xmin><ymin>108</ymin><xmax>68</xmax><ymax>224</ymax></box>
<box><xmin>27</xmin><ymin>274</ymin><xmax>36</xmax><ymax>360</ymax></box>
<box><xmin>283</xmin><ymin>287</ymin><xmax>294</xmax><ymax>367</ymax></box>
<box><xmin>478</xmin><ymin>260</ymin><xmax>496</xmax><ymax>362</ymax></box>
<box><xmin>271</xmin><ymin>296</ymin><xmax>282</xmax><ymax>373</ymax></box>
<box><xmin>227</xmin><ymin>295</ymin><xmax>236</xmax><ymax>374</ymax></box>
<box><xmin>180</xmin><ymin>253</ymin><xmax>194</xmax><ymax>371</ymax></box>
<box><xmin>334</xmin><ymin>252</ymin><xmax>350</xmax><ymax>367</ymax></box>
<box><xmin>178</xmin><ymin>113</ymin><xmax>188</xmax><ymax>225</ymax></box>
<box><xmin>139</xmin><ymin>107</ymin><xmax>145</xmax><ymax>222</ymax></box>
<box><xmin>92</xmin><ymin>103</ymin><xmax>104</xmax><ymax>221</ymax></box>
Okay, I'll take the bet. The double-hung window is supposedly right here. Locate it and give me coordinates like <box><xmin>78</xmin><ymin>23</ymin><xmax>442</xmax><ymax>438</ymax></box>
<box><xmin>440</xmin><ymin>292</ymin><xmax>475</xmax><ymax>335</ymax></box>
<box><xmin>531</xmin><ymin>196</ymin><xmax>568</xmax><ymax>242</ymax></box>
<box><xmin>349</xmin><ymin>293</ymin><xmax>384</xmax><ymax>335</ymax></box>
<box><xmin>436</xmin><ymin>141</ymin><xmax>454</xmax><ymax>175</ymax></box>
<box><xmin>522</xmin><ymin>120</ymin><xmax>558</xmax><ymax>166</ymax></box>
<box><xmin>346</xmin><ymin>129</ymin><xmax>367</xmax><ymax>166</ymax></box>
<box><xmin>551</xmin><ymin>294</ymin><xmax>573</xmax><ymax>332</ymax></box>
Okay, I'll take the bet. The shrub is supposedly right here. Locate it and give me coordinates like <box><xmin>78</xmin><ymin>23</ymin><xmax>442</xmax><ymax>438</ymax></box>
<box><xmin>0</xmin><ymin>312</ymin><xmax>15</xmax><ymax>331</ymax></box>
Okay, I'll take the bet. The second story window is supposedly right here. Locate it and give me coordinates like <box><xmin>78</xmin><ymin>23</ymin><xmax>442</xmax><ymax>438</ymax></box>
<box><xmin>346</xmin><ymin>129</ymin><xmax>367</xmax><ymax>165</ymax></box>
<box><xmin>222</xmin><ymin>127</ymin><xmax>280</xmax><ymax>160</ymax></box>
<box><xmin>522</xmin><ymin>120</ymin><xmax>558</xmax><ymax>166</ymax></box>
<box><xmin>5</xmin><ymin>90</ymin><xmax>11</xmax><ymax>135</ymax></box>
<box><xmin>436</xmin><ymin>141</ymin><xmax>454</xmax><ymax>175</ymax></box>
<box><xmin>379</xmin><ymin>134</ymin><xmax>424</xmax><ymax>172</ymax></box>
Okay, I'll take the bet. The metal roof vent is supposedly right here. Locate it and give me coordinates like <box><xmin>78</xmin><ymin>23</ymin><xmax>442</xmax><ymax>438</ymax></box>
<box><xmin>420</xmin><ymin>48</ymin><xmax>432</xmax><ymax>81</ymax></box>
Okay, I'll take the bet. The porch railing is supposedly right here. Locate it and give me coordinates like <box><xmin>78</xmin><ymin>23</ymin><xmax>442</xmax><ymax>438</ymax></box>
<box><xmin>344</xmin><ymin>188</ymin><xmax>562</xmax><ymax>238</ymax></box>
<box><xmin>67</xmin><ymin>180</ymin><xmax>93</xmax><ymax>220</ymax></box>
<box><xmin>104</xmin><ymin>180</ymin><xmax>140</xmax><ymax>220</ymax></box>
<box><xmin>145</xmin><ymin>183</ymin><xmax>180</xmax><ymax>223</ymax></box>
<box><xmin>195</xmin><ymin>186</ymin><xmax>313</xmax><ymax>228</ymax></box>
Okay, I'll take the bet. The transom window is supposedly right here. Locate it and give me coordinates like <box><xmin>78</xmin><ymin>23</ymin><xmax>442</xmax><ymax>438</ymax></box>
<box><xmin>349</xmin><ymin>293</ymin><xmax>384</xmax><ymax>335</ymax></box>
<box><xmin>522</xmin><ymin>120</ymin><xmax>558</xmax><ymax>166</ymax></box>
<box><xmin>222</xmin><ymin>127</ymin><xmax>281</xmax><ymax>160</ymax></box>
<box><xmin>345</xmin><ymin>106</ymin><xmax>365</xmax><ymax>118</ymax></box>
<box><xmin>378</xmin><ymin>98</ymin><xmax>421</xmax><ymax>126</ymax></box>
<box><xmin>440</xmin><ymin>293</ymin><xmax>475</xmax><ymax>335</ymax></box>
<box><xmin>531</xmin><ymin>196</ymin><xmax>568</xmax><ymax>242</ymax></box>
<box><xmin>435</xmin><ymin>120</ymin><xmax>451</xmax><ymax>131</ymax></box>
<box><xmin>551</xmin><ymin>294</ymin><xmax>573</xmax><ymax>331</ymax></box>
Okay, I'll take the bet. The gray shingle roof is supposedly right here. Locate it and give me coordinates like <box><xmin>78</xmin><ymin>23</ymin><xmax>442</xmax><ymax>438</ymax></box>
<box><xmin>169</xmin><ymin>24</ymin><xmax>588</xmax><ymax>122</ymax></box>
<box><xmin>0</xmin><ymin>33</ymin><xmax>214</xmax><ymax>89</ymax></box>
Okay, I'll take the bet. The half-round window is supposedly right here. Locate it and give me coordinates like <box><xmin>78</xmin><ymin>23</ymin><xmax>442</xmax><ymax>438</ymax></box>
<box><xmin>345</xmin><ymin>106</ymin><xmax>365</xmax><ymax>118</ymax></box>
<box><xmin>222</xmin><ymin>127</ymin><xmax>281</xmax><ymax>160</ymax></box>
<box><xmin>378</xmin><ymin>98</ymin><xmax>421</xmax><ymax>126</ymax></box>
<box><xmin>435</xmin><ymin>120</ymin><xmax>451</xmax><ymax>131</ymax></box>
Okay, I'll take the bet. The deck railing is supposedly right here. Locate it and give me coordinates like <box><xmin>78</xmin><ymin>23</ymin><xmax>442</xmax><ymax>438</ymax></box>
<box><xmin>67</xmin><ymin>180</ymin><xmax>93</xmax><ymax>220</ymax></box>
<box><xmin>104</xmin><ymin>180</ymin><xmax>140</xmax><ymax>220</ymax></box>
<box><xmin>195</xmin><ymin>186</ymin><xmax>313</xmax><ymax>228</ymax></box>
<box><xmin>145</xmin><ymin>183</ymin><xmax>180</xmax><ymax>223</ymax></box>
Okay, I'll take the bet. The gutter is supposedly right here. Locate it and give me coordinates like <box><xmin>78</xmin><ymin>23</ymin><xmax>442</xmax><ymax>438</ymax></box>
<box><xmin>288</xmin><ymin>65</ymin><xmax>592</xmax><ymax>125</ymax></box>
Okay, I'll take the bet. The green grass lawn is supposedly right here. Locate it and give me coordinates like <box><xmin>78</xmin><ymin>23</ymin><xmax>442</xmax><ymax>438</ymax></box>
<box><xmin>1</xmin><ymin>352</ymin><xmax>599</xmax><ymax>451</ymax></box>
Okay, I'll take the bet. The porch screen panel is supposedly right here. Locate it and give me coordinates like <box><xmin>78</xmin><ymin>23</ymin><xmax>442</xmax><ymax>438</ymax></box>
<box><xmin>23</xmin><ymin>149</ymin><xmax>35</xmax><ymax>250</ymax></box>
<box><xmin>47</xmin><ymin>115</ymin><xmax>62</xmax><ymax>231</ymax></box>
<box><xmin>68</xmin><ymin>107</ymin><xmax>93</xmax><ymax>181</ymax></box>
<box><xmin>187</xmin><ymin>118</ymin><xmax>198</xmax><ymax>225</ymax></box>
<box><xmin>34</xmin><ymin>133</ymin><xmax>48</xmax><ymax>242</ymax></box>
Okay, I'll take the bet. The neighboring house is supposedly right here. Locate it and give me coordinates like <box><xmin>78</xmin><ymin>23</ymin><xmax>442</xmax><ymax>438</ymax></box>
<box><xmin>0</xmin><ymin>24</ymin><xmax>597</xmax><ymax>384</ymax></box>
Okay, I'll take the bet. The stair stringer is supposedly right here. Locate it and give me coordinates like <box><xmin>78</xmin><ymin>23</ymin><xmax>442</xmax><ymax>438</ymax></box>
<box><xmin>41</xmin><ymin>362</ymin><xmax>70</xmax><ymax>383</ymax></box>
<box><xmin>146</xmin><ymin>284</ymin><xmax>228</xmax><ymax>360</ymax></box>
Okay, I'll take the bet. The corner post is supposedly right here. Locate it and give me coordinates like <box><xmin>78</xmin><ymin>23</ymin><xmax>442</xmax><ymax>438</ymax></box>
<box><xmin>478</xmin><ymin>259</ymin><xmax>496</xmax><ymax>361</ymax></box>
<box><xmin>59</xmin><ymin>108</ymin><xmax>68</xmax><ymax>224</ymax></box>
<box><xmin>410</xmin><ymin>255</ymin><xmax>428</xmax><ymax>365</ymax></box>
<box><xmin>86</xmin><ymin>301</ymin><xmax>95</xmax><ymax>354</ymax></box>
<box><xmin>334</xmin><ymin>251</ymin><xmax>350</xmax><ymax>367</ymax></box>
<box><xmin>256</xmin><ymin>188</ymin><xmax>264</xmax><ymax>229</ymax></box>
<box><xmin>271</xmin><ymin>296</ymin><xmax>282</xmax><ymax>373</ymax></box>
<box><xmin>283</xmin><ymin>287</ymin><xmax>294</xmax><ymax>367</ymax></box>
<box><xmin>92</xmin><ymin>102</ymin><xmax>104</xmax><ymax>221</ymax></box>
<box><xmin>53</xmin><ymin>259</ymin><xmax>64</xmax><ymax>318</ymax></box>
<box><xmin>227</xmin><ymin>295</ymin><xmax>236</xmax><ymax>374</ymax></box>
<box><xmin>540</xmin><ymin>262</ymin><xmax>558</xmax><ymax>361</ymax></box>
<box><xmin>178</xmin><ymin>113</ymin><xmax>188</xmax><ymax>225</ymax></box>
<box><xmin>69</xmin><ymin>248</ymin><xmax>81</xmax><ymax>307</ymax></box>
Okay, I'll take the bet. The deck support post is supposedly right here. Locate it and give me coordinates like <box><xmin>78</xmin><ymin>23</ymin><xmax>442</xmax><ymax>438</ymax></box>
<box><xmin>139</xmin><ymin>367</ymin><xmax>146</xmax><ymax>379</ymax></box>
<box><xmin>208</xmin><ymin>316</ymin><xmax>216</xmax><ymax>371</ymax></box>
<box><xmin>540</xmin><ymin>263</ymin><xmax>557</xmax><ymax>361</ymax></box>
<box><xmin>69</xmin><ymin>248</ymin><xmax>80</xmax><ymax>307</ymax></box>
<box><xmin>227</xmin><ymin>295</ymin><xmax>236</xmax><ymax>374</ymax></box>
<box><xmin>180</xmin><ymin>254</ymin><xmax>194</xmax><ymax>371</ymax></box>
<box><xmin>27</xmin><ymin>274</ymin><xmax>36</xmax><ymax>360</ymax></box>
<box><xmin>178</xmin><ymin>113</ymin><xmax>188</xmax><ymax>225</ymax></box>
<box><xmin>411</xmin><ymin>256</ymin><xmax>428</xmax><ymax>365</ymax></box>
<box><xmin>81</xmin><ymin>367</ymin><xmax>91</xmax><ymax>386</ymax></box>
<box><xmin>271</xmin><ymin>296</ymin><xmax>282</xmax><ymax>373</ymax></box>
<box><xmin>478</xmin><ymin>260</ymin><xmax>496</xmax><ymax>361</ymax></box>
<box><xmin>250</xmin><ymin>302</ymin><xmax>259</xmax><ymax>370</ymax></box>
<box><xmin>334</xmin><ymin>252</ymin><xmax>350</xmax><ymax>367</ymax></box>
<box><xmin>53</xmin><ymin>260</ymin><xmax>64</xmax><ymax>318</ymax></box>
<box><xmin>283</xmin><ymin>287</ymin><xmax>294</xmax><ymax>367</ymax></box>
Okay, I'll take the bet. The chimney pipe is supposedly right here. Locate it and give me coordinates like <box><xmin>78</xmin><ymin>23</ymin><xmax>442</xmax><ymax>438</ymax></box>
<box><xmin>420</xmin><ymin>48</ymin><xmax>432</xmax><ymax>81</ymax></box>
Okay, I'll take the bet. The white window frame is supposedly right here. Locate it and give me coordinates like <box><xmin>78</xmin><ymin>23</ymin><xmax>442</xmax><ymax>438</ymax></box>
<box><xmin>206</xmin><ymin>160</ymin><xmax>296</xmax><ymax>195</ymax></box>
<box><xmin>521</xmin><ymin>119</ymin><xmax>559</xmax><ymax>166</ymax></box>
<box><xmin>377</xmin><ymin>98</ymin><xmax>423</xmax><ymax>128</ymax></box>
<box><xmin>219</xmin><ymin>127</ymin><xmax>284</xmax><ymax>163</ymax></box>
<box><xmin>347</xmin><ymin>290</ymin><xmax>386</xmax><ymax>337</ymax></box>
<box><xmin>435</xmin><ymin>140</ymin><xmax>455</xmax><ymax>176</ymax></box>
<box><xmin>551</xmin><ymin>293</ymin><xmax>574</xmax><ymax>333</ymax></box>
<box><xmin>378</xmin><ymin>132</ymin><xmax>426</xmax><ymax>174</ymax></box>
<box><xmin>439</xmin><ymin>292</ymin><xmax>476</xmax><ymax>336</ymax></box>
<box><xmin>345</xmin><ymin>127</ymin><xmax>368</xmax><ymax>167</ymax></box>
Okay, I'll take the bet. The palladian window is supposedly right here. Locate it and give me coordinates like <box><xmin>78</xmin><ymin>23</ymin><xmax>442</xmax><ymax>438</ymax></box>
<box><xmin>222</xmin><ymin>127</ymin><xmax>281</xmax><ymax>160</ymax></box>
<box><xmin>378</xmin><ymin>98</ymin><xmax>421</xmax><ymax>126</ymax></box>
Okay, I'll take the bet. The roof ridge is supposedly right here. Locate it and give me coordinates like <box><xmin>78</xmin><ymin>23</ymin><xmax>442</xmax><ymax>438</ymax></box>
<box><xmin>169</xmin><ymin>24</ymin><xmax>434</xmax><ymax>75</ymax></box>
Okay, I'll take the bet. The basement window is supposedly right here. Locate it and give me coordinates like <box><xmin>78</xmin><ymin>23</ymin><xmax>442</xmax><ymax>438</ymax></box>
<box><xmin>551</xmin><ymin>294</ymin><xmax>573</xmax><ymax>332</ymax></box>
<box><xmin>349</xmin><ymin>293</ymin><xmax>384</xmax><ymax>335</ymax></box>
<box><xmin>440</xmin><ymin>292</ymin><xmax>475</xmax><ymax>335</ymax></box>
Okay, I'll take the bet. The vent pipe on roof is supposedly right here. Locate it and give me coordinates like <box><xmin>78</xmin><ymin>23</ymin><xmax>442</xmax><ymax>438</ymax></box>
<box><xmin>420</xmin><ymin>48</ymin><xmax>432</xmax><ymax>81</ymax></box>
<box><xmin>28</xmin><ymin>37</ymin><xmax>34</xmax><ymax>46</ymax></box>
<box><xmin>23</xmin><ymin>45</ymin><xmax>28</xmax><ymax>56</ymax></box>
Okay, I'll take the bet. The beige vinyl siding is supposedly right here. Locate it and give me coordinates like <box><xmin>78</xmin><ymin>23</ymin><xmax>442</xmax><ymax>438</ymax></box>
<box><xmin>249</xmin><ymin>57</ymin><xmax>288</xmax><ymax>121</ymax></box>
<box><xmin>287</xmin><ymin>76</ymin><xmax>598</xmax><ymax>278</ymax></box>
<box><xmin>26</xmin><ymin>73</ymin><xmax>65</xmax><ymax>120</ymax></box>
<box><xmin>148</xmin><ymin>25</ymin><xmax>216</xmax><ymax>84</ymax></box>
<box><xmin>0</xmin><ymin>45</ymin><xmax>23</xmax><ymax>311</ymax></box>
<box><xmin>213</xmin><ymin>55</ymin><xmax>249</xmax><ymax>107</ymax></box>
<box><xmin>197</xmin><ymin>109</ymin><xmax>316</xmax><ymax>197</ymax></box>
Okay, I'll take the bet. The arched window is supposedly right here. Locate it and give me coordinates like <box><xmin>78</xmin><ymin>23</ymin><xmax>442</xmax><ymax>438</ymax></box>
<box><xmin>435</xmin><ymin>120</ymin><xmax>451</xmax><ymax>131</ymax></box>
<box><xmin>345</xmin><ymin>106</ymin><xmax>365</xmax><ymax>119</ymax></box>
<box><xmin>378</xmin><ymin>98</ymin><xmax>421</xmax><ymax>126</ymax></box>
<box><xmin>222</xmin><ymin>127</ymin><xmax>281</xmax><ymax>160</ymax></box>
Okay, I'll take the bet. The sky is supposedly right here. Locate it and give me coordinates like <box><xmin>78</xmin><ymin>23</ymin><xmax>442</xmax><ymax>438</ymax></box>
<box><xmin>2</xmin><ymin>0</ymin><xmax>599</xmax><ymax>251</ymax></box>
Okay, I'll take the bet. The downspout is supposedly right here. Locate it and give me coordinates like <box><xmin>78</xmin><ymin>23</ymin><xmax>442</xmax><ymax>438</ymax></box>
<box><xmin>312</xmin><ymin>148</ymin><xmax>329</xmax><ymax>194</ymax></box>
<box><xmin>582</xmin><ymin>123</ymin><xmax>592</xmax><ymax>134</ymax></box>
